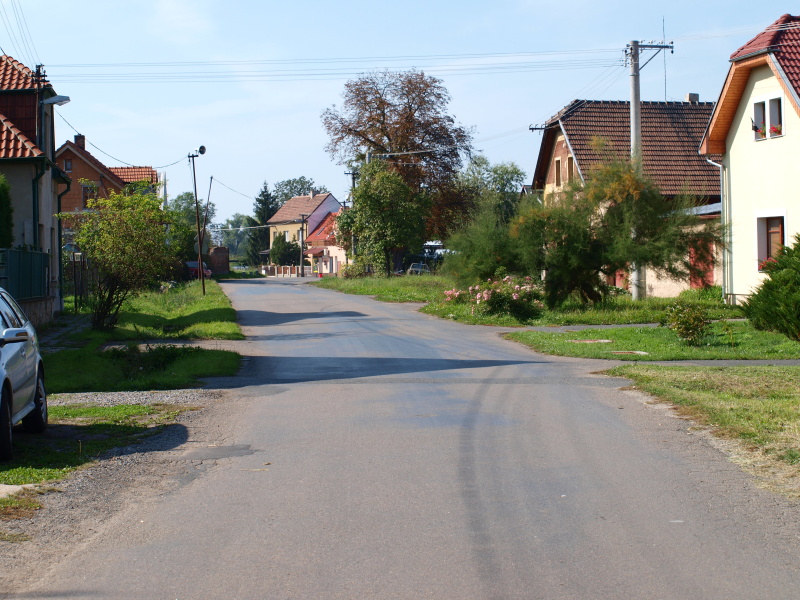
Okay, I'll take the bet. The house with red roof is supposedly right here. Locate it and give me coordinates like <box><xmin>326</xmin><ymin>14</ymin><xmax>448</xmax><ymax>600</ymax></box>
<box><xmin>0</xmin><ymin>55</ymin><xmax>70</xmax><ymax>323</ymax></box>
<box><xmin>533</xmin><ymin>98</ymin><xmax>721</xmax><ymax>296</ymax></box>
<box><xmin>266</xmin><ymin>192</ymin><xmax>343</xmax><ymax>264</ymax></box>
<box><xmin>304</xmin><ymin>208</ymin><xmax>348</xmax><ymax>275</ymax></box>
<box><xmin>56</xmin><ymin>135</ymin><xmax>162</xmax><ymax>217</ymax></box>
<box><xmin>700</xmin><ymin>14</ymin><xmax>800</xmax><ymax>304</ymax></box>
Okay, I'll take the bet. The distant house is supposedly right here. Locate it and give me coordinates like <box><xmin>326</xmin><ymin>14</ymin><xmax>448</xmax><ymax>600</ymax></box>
<box><xmin>532</xmin><ymin>98</ymin><xmax>721</xmax><ymax>296</ymax></box>
<box><xmin>0</xmin><ymin>55</ymin><xmax>71</xmax><ymax>324</ymax></box>
<box><xmin>304</xmin><ymin>209</ymin><xmax>348</xmax><ymax>275</ymax></box>
<box><xmin>266</xmin><ymin>192</ymin><xmax>342</xmax><ymax>260</ymax></box>
<box><xmin>55</xmin><ymin>135</ymin><xmax>163</xmax><ymax>217</ymax></box>
<box><xmin>700</xmin><ymin>14</ymin><xmax>800</xmax><ymax>304</ymax></box>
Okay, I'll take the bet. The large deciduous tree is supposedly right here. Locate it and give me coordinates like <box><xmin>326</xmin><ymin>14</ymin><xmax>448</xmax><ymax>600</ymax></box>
<box><xmin>63</xmin><ymin>190</ymin><xmax>176</xmax><ymax>329</ymax></box>
<box><xmin>336</xmin><ymin>160</ymin><xmax>428</xmax><ymax>276</ymax></box>
<box><xmin>322</xmin><ymin>69</ymin><xmax>472</xmax><ymax>238</ymax></box>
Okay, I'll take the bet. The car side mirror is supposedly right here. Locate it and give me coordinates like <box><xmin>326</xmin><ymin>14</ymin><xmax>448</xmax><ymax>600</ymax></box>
<box><xmin>0</xmin><ymin>328</ymin><xmax>29</xmax><ymax>348</ymax></box>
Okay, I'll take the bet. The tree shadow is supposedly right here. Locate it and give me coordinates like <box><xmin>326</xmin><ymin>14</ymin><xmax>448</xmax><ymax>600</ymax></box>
<box><xmin>235</xmin><ymin>309</ymin><xmax>367</xmax><ymax>327</ymax></box>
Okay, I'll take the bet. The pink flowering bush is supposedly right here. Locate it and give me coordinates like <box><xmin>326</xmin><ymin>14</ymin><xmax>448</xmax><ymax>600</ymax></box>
<box><xmin>444</xmin><ymin>275</ymin><xmax>544</xmax><ymax>320</ymax></box>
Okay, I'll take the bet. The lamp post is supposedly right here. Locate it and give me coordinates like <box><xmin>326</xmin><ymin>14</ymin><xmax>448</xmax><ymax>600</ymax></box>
<box><xmin>299</xmin><ymin>213</ymin><xmax>309</xmax><ymax>277</ymax></box>
<box><xmin>189</xmin><ymin>145</ymin><xmax>207</xmax><ymax>294</ymax></box>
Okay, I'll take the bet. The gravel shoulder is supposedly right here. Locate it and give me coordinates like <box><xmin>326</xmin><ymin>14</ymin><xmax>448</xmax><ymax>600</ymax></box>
<box><xmin>0</xmin><ymin>386</ymin><xmax>246</xmax><ymax>594</ymax></box>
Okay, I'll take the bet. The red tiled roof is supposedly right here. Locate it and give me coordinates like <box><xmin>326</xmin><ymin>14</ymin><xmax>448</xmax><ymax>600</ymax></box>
<box><xmin>701</xmin><ymin>15</ymin><xmax>800</xmax><ymax>155</ymax></box>
<box><xmin>0</xmin><ymin>112</ymin><xmax>42</xmax><ymax>159</ymax></box>
<box><xmin>56</xmin><ymin>140</ymin><xmax>127</xmax><ymax>188</ymax></box>
<box><xmin>267</xmin><ymin>193</ymin><xmax>334</xmax><ymax>224</ymax></box>
<box><xmin>110</xmin><ymin>166</ymin><xmax>158</xmax><ymax>185</ymax></box>
<box><xmin>731</xmin><ymin>14</ymin><xmax>800</xmax><ymax>95</ymax></box>
<box><xmin>536</xmin><ymin>100</ymin><xmax>720</xmax><ymax>198</ymax></box>
<box><xmin>0</xmin><ymin>55</ymin><xmax>44</xmax><ymax>91</ymax></box>
<box><xmin>306</xmin><ymin>211</ymin><xmax>339</xmax><ymax>245</ymax></box>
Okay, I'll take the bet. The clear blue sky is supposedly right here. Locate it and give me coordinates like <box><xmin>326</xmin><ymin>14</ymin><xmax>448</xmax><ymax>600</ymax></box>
<box><xmin>6</xmin><ymin>0</ymin><xmax>789</xmax><ymax>222</ymax></box>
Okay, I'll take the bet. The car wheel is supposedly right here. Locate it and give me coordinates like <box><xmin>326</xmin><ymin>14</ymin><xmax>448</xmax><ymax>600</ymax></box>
<box><xmin>0</xmin><ymin>387</ymin><xmax>12</xmax><ymax>461</ymax></box>
<box><xmin>22</xmin><ymin>373</ymin><xmax>47</xmax><ymax>433</ymax></box>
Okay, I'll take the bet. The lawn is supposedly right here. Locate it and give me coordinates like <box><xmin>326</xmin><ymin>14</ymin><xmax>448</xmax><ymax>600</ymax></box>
<box><xmin>45</xmin><ymin>280</ymin><xmax>242</xmax><ymax>393</ymax></box>
<box><xmin>607</xmin><ymin>364</ymin><xmax>800</xmax><ymax>475</ymax></box>
<box><xmin>506</xmin><ymin>320</ymin><xmax>800</xmax><ymax>361</ymax></box>
<box><xmin>312</xmin><ymin>274</ymin><xmax>452</xmax><ymax>303</ymax></box>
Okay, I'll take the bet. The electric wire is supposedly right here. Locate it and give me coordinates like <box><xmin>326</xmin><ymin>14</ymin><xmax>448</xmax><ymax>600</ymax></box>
<box><xmin>9</xmin><ymin>0</ymin><xmax>35</xmax><ymax>66</ymax></box>
<box><xmin>55</xmin><ymin>110</ymin><xmax>184</xmax><ymax>169</ymax></box>
<box><xmin>212</xmin><ymin>178</ymin><xmax>256</xmax><ymax>200</ymax></box>
<box><xmin>12</xmin><ymin>0</ymin><xmax>39</xmax><ymax>65</ymax></box>
<box><xmin>0</xmin><ymin>1</ymin><xmax>25</xmax><ymax>64</ymax></box>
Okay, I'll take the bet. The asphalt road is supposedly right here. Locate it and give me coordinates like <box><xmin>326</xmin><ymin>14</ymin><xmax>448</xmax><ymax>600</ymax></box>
<box><xmin>14</xmin><ymin>278</ymin><xmax>800</xmax><ymax>599</ymax></box>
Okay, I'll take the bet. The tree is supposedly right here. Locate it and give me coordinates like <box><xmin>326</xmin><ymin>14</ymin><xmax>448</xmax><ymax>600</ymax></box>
<box><xmin>166</xmin><ymin>191</ymin><xmax>216</xmax><ymax>261</ymax></box>
<box><xmin>510</xmin><ymin>158</ymin><xmax>723</xmax><ymax>308</ymax></box>
<box><xmin>336</xmin><ymin>160</ymin><xmax>428</xmax><ymax>275</ymax></box>
<box><xmin>322</xmin><ymin>70</ymin><xmax>473</xmax><ymax>237</ymax></box>
<box><xmin>245</xmin><ymin>182</ymin><xmax>279</xmax><ymax>267</ymax></box>
<box><xmin>273</xmin><ymin>177</ymin><xmax>328</xmax><ymax>206</ymax></box>
<box><xmin>459</xmin><ymin>156</ymin><xmax>526</xmax><ymax>223</ymax></box>
<box><xmin>62</xmin><ymin>189</ymin><xmax>176</xmax><ymax>329</ymax></box>
<box><xmin>0</xmin><ymin>174</ymin><xmax>12</xmax><ymax>248</ymax></box>
<box><xmin>269</xmin><ymin>232</ymin><xmax>302</xmax><ymax>266</ymax></box>
<box><xmin>219</xmin><ymin>213</ymin><xmax>250</xmax><ymax>259</ymax></box>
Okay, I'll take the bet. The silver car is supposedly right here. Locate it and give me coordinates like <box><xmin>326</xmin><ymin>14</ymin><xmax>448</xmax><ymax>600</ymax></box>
<box><xmin>0</xmin><ymin>288</ymin><xmax>46</xmax><ymax>461</ymax></box>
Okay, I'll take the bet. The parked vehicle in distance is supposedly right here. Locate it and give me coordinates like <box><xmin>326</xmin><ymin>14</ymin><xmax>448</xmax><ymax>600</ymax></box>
<box><xmin>186</xmin><ymin>261</ymin><xmax>212</xmax><ymax>279</ymax></box>
<box><xmin>407</xmin><ymin>263</ymin><xmax>431</xmax><ymax>275</ymax></box>
<box><xmin>0</xmin><ymin>288</ymin><xmax>47</xmax><ymax>461</ymax></box>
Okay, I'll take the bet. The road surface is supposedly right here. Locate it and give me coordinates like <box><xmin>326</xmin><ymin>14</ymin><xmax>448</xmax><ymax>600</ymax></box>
<box><xmin>9</xmin><ymin>278</ymin><xmax>800</xmax><ymax>599</ymax></box>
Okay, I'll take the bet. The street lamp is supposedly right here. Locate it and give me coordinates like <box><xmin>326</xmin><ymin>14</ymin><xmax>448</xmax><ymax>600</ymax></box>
<box><xmin>189</xmin><ymin>145</ymin><xmax>207</xmax><ymax>294</ymax></box>
<box><xmin>299</xmin><ymin>213</ymin><xmax>309</xmax><ymax>278</ymax></box>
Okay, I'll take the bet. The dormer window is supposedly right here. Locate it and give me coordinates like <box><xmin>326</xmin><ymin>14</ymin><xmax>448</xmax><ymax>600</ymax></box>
<box><xmin>753</xmin><ymin>97</ymin><xmax>783</xmax><ymax>140</ymax></box>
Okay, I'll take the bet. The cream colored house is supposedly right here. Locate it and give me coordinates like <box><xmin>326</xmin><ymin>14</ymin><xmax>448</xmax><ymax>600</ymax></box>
<box><xmin>700</xmin><ymin>14</ymin><xmax>800</xmax><ymax>304</ymax></box>
<box><xmin>265</xmin><ymin>192</ymin><xmax>342</xmax><ymax>263</ymax></box>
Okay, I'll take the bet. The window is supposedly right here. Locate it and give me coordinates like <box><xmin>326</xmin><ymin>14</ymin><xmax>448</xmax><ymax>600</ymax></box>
<box><xmin>753</xmin><ymin>97</ymin><xmax>783</xmax><ymax>139</ymax></box>
<box><xmin>769</xmin><ymin>98</ymin><xmax>783</xmax><ymax>137</ymax></box>
<box><xmin>81</xmin><ymin>183</ymin><xmax>97</xmax><ymax>205</ymax></box>
<box><xmin>757</xmin><ymin>216</ymin><xmax>784</xmax><ymax>269</ymax></box>
<box><xmin>554</xmin><ymin>159</ymin><xmax>561</xmax><ymax>186</ymax></box>
<box><xmin>567</xmin><ymin>156</ymin><xmax>574</xmax><ymax>182</ymax></box>
<box><xmin>64</xmin><ymin>159</ymin><xmax>72</xmax><ymax>172</ymax></box>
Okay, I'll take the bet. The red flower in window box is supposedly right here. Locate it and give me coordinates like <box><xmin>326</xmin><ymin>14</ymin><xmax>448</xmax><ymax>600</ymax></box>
<box><xmin>770</xmin><ymin>124</ymin><xmax>783</xmax><ymax>135</ymax></box>
<box><xmin>758</xmin><ymin>257</ymin><xmax>778</xmax><ymax>271</ymax></box>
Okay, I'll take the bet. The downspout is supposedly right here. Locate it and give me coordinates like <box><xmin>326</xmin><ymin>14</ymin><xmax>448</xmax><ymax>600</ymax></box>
<box><xmin>31</xmin><ymin>161</ymin><xmax>45</xmax><ymax>249</ymax></box>
<box><xmin>704</xmin><ymin>157</ymin><xmax>730</xmax><ymax>303</ymax></box>
<box><xmin>57</xmin><ymin>178</ymin><xmax>71</xmax><ymax>306</ymax></box>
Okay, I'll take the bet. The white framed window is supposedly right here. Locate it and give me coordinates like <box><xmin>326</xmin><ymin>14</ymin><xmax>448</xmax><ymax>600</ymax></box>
<box><xmin>753</xmin><ymin>96</ymin><xmax>783</xmax><ymax>140</ymax></box>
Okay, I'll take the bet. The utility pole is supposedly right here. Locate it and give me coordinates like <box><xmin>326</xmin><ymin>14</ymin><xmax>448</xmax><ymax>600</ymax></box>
<box><xmin>189</xmin><ymin>145</ymin><xmax>207</xmax><ymax>294</ymax></box>
<box><xmin>626</xmin><ymin>39</ymin><xmax>673</xmax><ymax>300</ymax></box>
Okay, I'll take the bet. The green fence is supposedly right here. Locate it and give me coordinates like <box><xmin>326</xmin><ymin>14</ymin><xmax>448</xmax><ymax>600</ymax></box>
<box><xmin>0</xmin><ymin>248</ymin><xmax>49</xmax><ymax>299</ymax></box>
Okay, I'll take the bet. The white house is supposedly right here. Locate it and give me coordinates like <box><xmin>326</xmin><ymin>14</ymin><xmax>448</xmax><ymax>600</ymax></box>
<box><xmin>700</xmin><ymin>13</ymin><xmax>800</xmax><ymax>304</ymax></box>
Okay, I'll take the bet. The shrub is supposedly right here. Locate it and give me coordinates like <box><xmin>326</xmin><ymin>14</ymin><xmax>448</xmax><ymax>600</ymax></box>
<box><xmin>742</xmin><ymin>234</ymin><xmax>800</xmax><ymax>341</ymax></box>
<box><xmin>444</xmin><ymin>275</ymin><xmax>544</xmax><ymax>320</ymax></box>
<box><xmin>661</xmin><ymin>301</ymin><xmax>711</xmax><ymax>346</ymax></box>
<box><xmin>340</xmin><ymin>260</ymin><xmax>372</xmax><ymax>279</ymax></box>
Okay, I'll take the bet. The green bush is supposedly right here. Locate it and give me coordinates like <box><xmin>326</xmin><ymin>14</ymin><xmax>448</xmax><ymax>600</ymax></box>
<box><xmin>742</xmin><ymin>234</ymin><xmax>800</xmax><ymax>342</ymax></box>
<box><xmin>661</xmin><ymin>301</ymin><xmax>711</xmax><ymax>346</ymax></box>
<box><xmin>340</xmin><ymin>259</ymin><xmax>372</xmax><ymax>279</ymax></box>
<box><xmin>444</xmin><ymin>275</ymin><xmax>544</xmax><ymax>320</ymax></box>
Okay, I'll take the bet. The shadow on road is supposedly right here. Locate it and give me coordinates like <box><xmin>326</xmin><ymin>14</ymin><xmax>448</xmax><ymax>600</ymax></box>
<box><xmin>235</xmin><ymin>309</ymin><xmax>367</xmax><ymax>327</ymax></box>
<box><xmin>209</xmin><ymin>356</ymin><xmax>542</xmax><ymax>386</ymax></box>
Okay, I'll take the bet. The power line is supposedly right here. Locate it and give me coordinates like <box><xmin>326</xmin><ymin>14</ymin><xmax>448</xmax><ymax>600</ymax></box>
<box><xmin>12</xmin><ymin>0</ymin><xmax>39</xmax><ymax>65</ymax></box>
<box><xmin>55</xmin><ymin>110</ymin><xmax>184</xmax><ymax>169</ymax></box>
<box><xmin>212</xmin><ymin>178</ymin><xmax>255</xmax><ymax>200</ymax></box>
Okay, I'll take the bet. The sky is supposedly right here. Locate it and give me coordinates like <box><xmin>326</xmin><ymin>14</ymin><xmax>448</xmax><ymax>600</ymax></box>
<box><xmin>4</xmin><ymin>1</ymin><xmax>791</xmax><ymax>223</ymax></box>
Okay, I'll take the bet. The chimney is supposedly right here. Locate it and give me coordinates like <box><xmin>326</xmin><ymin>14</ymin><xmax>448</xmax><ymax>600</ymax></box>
<box><xmin>685</xmin><ymin>93</ymin><xmax>700</xmax><ymax>103</ymax></box>
<box><xmin>309</xmin><ymin>188</ymin><xmax>316</xmax><ymax>199</ymax></box>
<box><xmin>74</xmin><ymin>134</ymin><xmax>85</xmax><ymax>149</ymax></box>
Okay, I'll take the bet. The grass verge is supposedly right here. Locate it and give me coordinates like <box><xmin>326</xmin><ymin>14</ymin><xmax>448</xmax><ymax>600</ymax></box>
<box><xmin>607</xmin><ymin>364</ymin><xmax>800</xmax><ymax>490</ymax></box>
<box><xmin>46</xmin><ymin>280</ymin><xmax>242</xmax><ymax>393</ymax></box>
<box><xmin>505</xmin><ymin>321</ymin><xmax>800</xmax><ymax>361</ymax></box>
<box><xmin>311</xmin><ymin>275</ymin><xmax>452</xmax><ymax>303</ymax></box>
<box><xmin>0</xmin><ymin>403</ymin><xmax>194</xmax><ymax>524</ymax></box>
